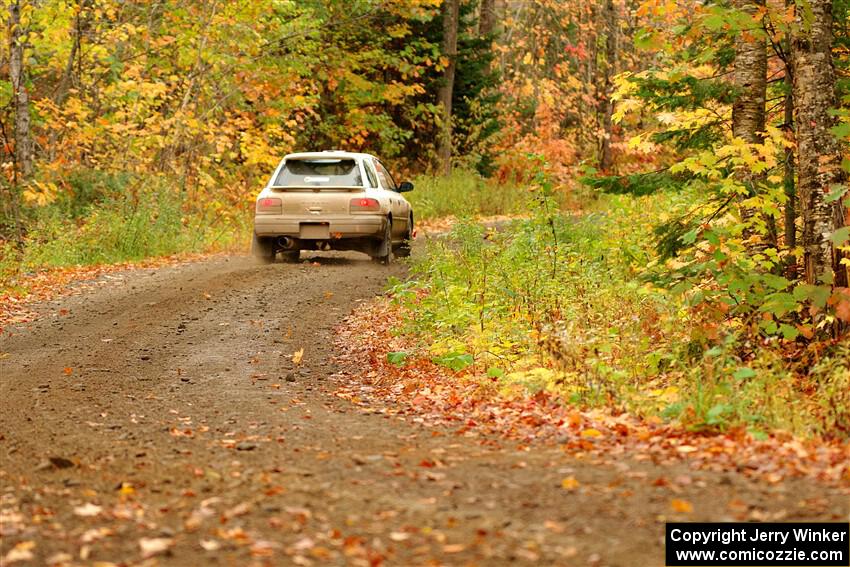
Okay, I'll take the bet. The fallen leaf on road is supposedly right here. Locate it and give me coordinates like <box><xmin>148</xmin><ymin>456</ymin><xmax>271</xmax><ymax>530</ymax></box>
<box><xmin>223</xmin><ymin>502</ymin><xmax>251</xmax><ymax>519</ymax></box>
<box><xmin>292</xmin><ymin>537</ymin><xmax>315</xmax><ymax>551</ymax></box>
<box><xmin>581</xmin><ymin>428</ymin><xmax>602</xmax><ymax>438</ymax></box>
<box><xmin>45</xmin><ymin>552</ymin><xmax>73</xmax><ymax>565</ymax></box>
<box><xmin>443</xmin><ymin>544</ymin><xmax>466</xmax><ymax>553</ymax></box>
<box><xmin>49</xmin><ymin>456</ymin><xmax>74</xmax><ymax>469</ymax></box>
<box><xmin>139</xmin><ymin>537</ymin><xmax>173</xmax><ymax>558</ymax></box>
<box><xmin>3</xmin><ymin>541</ymin><xmax>35</xmax><ymax>563</ymax></box>
<box><xmin>671</xmin><ymin>499</ymin><xmax>694</xmax><ymax>513</ymax></box>
<box><xmin>81</xmin><ymin>527</ymin><xmax>113</xmax><ymax>543</ymax></box>
<box><xmin>73</xmin><ymin>503</ymin><xmax>103</xmax><ymax>517</ymax></box>
<box><xmin>561</xmin><ymin>476</ymin><xmax>580</xmax><ymax>490</ymax></box>
<box><xmin>544</xmin><ymin>520</ymin><xmax>565</xmax><ymax>533</ymax></box>
<box><xmin>200</xmin><ymin>539</ymin><xmax>221</xmax><ymax>551</ymax></box>
<box><xmin>292</xmin><ymin>348</ymin><xmax>304</xmax><ymax>365</ymax></box>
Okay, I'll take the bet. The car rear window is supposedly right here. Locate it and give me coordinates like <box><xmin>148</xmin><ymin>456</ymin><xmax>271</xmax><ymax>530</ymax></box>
<box><xmin>273</xmin><ymin>159</ymin><xmax>363</xmax><ymax>187</ymax></box>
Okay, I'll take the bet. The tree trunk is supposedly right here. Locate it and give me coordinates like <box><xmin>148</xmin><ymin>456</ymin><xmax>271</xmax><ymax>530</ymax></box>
<box><xmin>436</xmin><ymin>0</ymin><xmax>459</xmax><ymax>176</ymax></box>
<box><xmin>8</xmin><ymin>0</ymin><xmax>33</xmax><ymax>178</ymax></box>
<box><xmin>782</xmin><ymin>33</ymin><xmax>797</xmax><ymax>278</ymax></box>
<box><xmin>479</xmin><ymin>0</ymin><xmax>497</xmax><ymax>37</ymax></box>
<box><xmin>599</xmin><ymin>0</ymin><xmax>618</xmax><ymax>172</ymax></box>
<box><xmin>582</xmin><ymin>3</ymin><xmax>599</xmax><ymax>154</ymax></box>
<box><xmin>731</xmin><ymin>0</ymin><xmax>769</xmax><ymax>254</ymax></box>
<box><xmin>791</xmin><ymin>0</ymin><xmax>848</xmax><ymax>287</ymax></box>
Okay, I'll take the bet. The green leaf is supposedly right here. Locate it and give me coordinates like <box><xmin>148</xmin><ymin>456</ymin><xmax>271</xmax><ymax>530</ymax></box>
<box><xmin>759</xmin><ymin>292</ymin><xmax>798</xmax><ymax>316</ymax></box>
<box><xmin>748</xmin><ymin>428</ymin><xmax>768</xmax><ymax>441</ymax></box>
<box><xmin>702</xmin><ymin>13</ymin><xmax>727</xmax><ymax>31</ymax></box>
<box><xmin>634</xmin><ymin>30</ymin><xmax>664</xmax><ymax>50</ymax></box>
<box><xmin>433</xmin><ymin>352</ymin><xmax>474</xmax><ymax>371</ymax></box>
<box><xmin>486</xmin><ymin>367</ymin><xmax>505</xmax><ymax>378</ymax></box>
<box><xmin>681</xmin><ymin>228</ymin><xmax>699</xmax><ymax>244</ymax></box>
<box><xmin>733</xmin><ymin>367</ymin><xmax>756</xmax><ymax>380</ymax></box>
<box><xmin>779</xmin><ymin>324</ymin><xmax>800</xmax><ymax>341</ymax></box>
<box><xmin>386</xmin><ymin>351</ymin><xmax>408</xmax><ymax>365</ymax></box>
<box><xmin>761</xmin><ymin>319</ymin><xmax>778</xmax><ymax>334</ymax></box>
<box><xmin>825</xmin><ymin>184</ymin><xmax>847</xmax><ymax>203</ymax></box>
<box><xmin>830</xmin><ymin>226</ymin><xmax>850</xmax><ymax>246</ymax></box>
<box><xmin>705</xmin><ymin>346</ymin><xmax>723</xmax><ymax>357</ymax></box>
<box><xmin>830</xmin><ymin>122</ymin><xmax>850</xmax><ymax>139</ymax></box>
<box><xmin>760</xmin><ymin>273</ymin><xmax>790</xmax><ymax>291</ymax></box>
<box><xmin>793</xmin><ymin>283</ymin><xmax>831</xmax><ymax>308</ymax></box>
<box><xmin>706</xmin><ymin>403</ymin><xmax>730</xmax><ymax>425</ymax></box>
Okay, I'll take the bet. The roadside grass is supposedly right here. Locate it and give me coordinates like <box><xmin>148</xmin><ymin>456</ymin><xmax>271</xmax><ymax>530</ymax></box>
<box><xmin>390</xmin><ymin>187</ymin><xmax>850</xmax><ymax>439</ymax></box>
<box><xmin>408</xmin><ymin>170</ymin><xmax>535</xmax><ymax>220</ymax></box>
<box><xmin>0</xmin><ymin>171</ymin><xmax>250</xmax><ymax>296</ymax></box>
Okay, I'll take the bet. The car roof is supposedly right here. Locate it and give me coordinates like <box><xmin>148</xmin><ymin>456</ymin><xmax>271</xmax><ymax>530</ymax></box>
<box><xmin>283</xmin><ymin>151</ymin><xmax>376</xmax><ymax>161</ymax></box>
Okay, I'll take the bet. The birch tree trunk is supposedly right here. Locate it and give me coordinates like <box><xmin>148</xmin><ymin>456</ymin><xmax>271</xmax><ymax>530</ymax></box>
<box><xmin>8</xmin><ymin>0</ymin><xmax>33</xmax><ymax>178</ymax></box>
<box><xmin>437</xmin><ymin>0</ymin><xmax>459</xmax><ymax>176</ymax></box>
<box><xmin>731</xmin><ymin>0</ymin><xmax>769</xmax><ymax>254</ymax></box>
<box><xmin>791</xmin><ymin>0</ymin><xmax>848</xmax><ymax>287</ymax></box>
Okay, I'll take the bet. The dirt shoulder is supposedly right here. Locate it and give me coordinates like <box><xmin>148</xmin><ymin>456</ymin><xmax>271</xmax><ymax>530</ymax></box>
<box><xmin>1</xmin><ymin>253</ymin><xmax>846</xmax><ymax>566</ymax></box>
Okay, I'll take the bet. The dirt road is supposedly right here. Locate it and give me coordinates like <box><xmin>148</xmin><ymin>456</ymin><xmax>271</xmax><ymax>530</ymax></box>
<box><xmin>1</xmin><ymin>254</ymin><xmax>847</xmax><ymax>566</ymax></box>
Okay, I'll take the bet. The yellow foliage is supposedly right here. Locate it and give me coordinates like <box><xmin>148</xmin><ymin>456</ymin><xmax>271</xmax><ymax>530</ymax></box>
<box><xmin>22</xmin><ymin>181</ymin><xmax>58</xmax><ymax>206</ymax></box>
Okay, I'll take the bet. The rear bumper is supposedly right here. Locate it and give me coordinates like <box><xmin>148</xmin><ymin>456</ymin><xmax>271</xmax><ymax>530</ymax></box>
<box><xmin>254</xmin><ymin>215</ymin><xmax>384</xmax><ymax>238</ymax></box>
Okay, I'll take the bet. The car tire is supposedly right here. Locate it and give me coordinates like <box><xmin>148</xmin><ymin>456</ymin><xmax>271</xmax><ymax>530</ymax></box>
<box><xmin>281</xmin><ymin>250</ymin><xmax>300</xmax><ymax>263</ymax></box>
<box><xmin>251</xmin><ymin>233</ymin><xmax>276</xmax><ymax>264</ymax></box>
<box><xmin>394</xmin><ymin>215</ymin><xmax>413</xmax><ymax>258</ymax></box>
<box><xmin>372</xmin><ymin>218</ymin><xmax>393</xmax><ymax>265</ymax></box>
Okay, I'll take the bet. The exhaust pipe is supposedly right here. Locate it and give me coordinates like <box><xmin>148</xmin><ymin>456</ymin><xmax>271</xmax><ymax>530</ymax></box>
<box><xmin>277</xmin><ymin>236</ymin><xmax>296</xmax><ymax>249</ymax></box>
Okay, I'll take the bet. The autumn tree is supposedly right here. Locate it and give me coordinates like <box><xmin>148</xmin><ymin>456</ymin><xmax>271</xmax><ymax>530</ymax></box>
<box><xmin>791</xmin><ymin>0</ymin><xmax>848</xmax><ymax>287</ymax></box>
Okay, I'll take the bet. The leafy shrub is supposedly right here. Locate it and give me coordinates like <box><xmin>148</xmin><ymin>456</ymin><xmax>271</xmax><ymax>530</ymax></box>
<box><xmin>394</xmin><ymin>181</ymin><xmax>850</xmax><ymax>438</ymax></box>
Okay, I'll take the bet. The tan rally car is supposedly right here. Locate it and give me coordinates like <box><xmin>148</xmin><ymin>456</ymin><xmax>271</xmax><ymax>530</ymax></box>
<box><xmin>252</xmin><ymin>151</ymin><xmax>414</xmax><ymax>264</ymax></box>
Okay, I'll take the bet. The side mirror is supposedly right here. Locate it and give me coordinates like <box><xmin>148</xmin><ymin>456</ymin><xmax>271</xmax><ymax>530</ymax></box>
<box><xmin>398</xmin><ymin>181</ymin><xmax>414</xmax><ymax>193</ymax></box>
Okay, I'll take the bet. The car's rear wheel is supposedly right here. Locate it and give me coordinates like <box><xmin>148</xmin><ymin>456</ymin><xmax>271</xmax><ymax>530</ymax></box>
<box><xmin>394</xmin><ymin>214</ymin><xmax>413</xmax><ymax>258</ymax></box>
<box><xmin>251</xmin><ymin>233</ymin><xmax>276</xmax><ymax>264</ymax></box>
<box><xmin>372</xmin><ymin>218</ymin><xmax>393</xmax><ymax>265</ymax></box>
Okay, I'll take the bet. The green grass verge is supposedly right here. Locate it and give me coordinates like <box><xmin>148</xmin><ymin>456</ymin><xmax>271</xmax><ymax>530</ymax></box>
<box><xmin>407</xmin><ymin>170</ymin><xmax>533</xmax><ymax>220</ymax></box>
<box><xmin>1</xmin><ymin>171</ymin><xmax>250</xmax><ymax>295</ymax></box>
<box><xmin>390</xmin><ymin>188</ymin><xmax>850</xmax><ymax>438</ymax></box>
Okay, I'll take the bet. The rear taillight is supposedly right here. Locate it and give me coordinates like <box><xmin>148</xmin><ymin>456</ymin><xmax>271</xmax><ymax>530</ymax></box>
<box><xmin>256</xmin><ymin>197</ymin><xmax>282</xmax><ymax>214</ymax></box>
<box><xmin>349</xmin><ymin>197</ymin><xmax>380</xmax><ymax>213</ymax></box>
